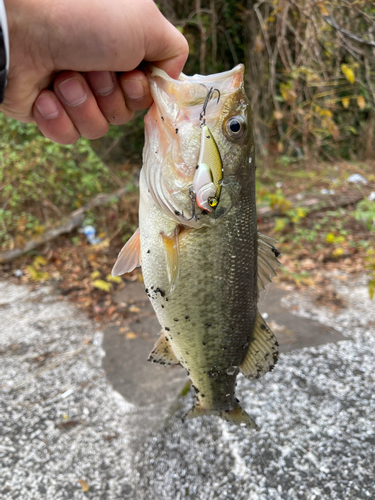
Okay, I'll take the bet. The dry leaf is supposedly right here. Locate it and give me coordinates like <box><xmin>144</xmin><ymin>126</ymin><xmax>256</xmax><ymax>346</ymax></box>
<box><xmin>92</xmin><ymin>280</ymin><xmax>112</xmax><ymax>292</ymax></box>
<box><xmin>128</xmin><ymin>305</ymin><xmax>141</xmax><ymax>313</ymax></box>
<box><xmin>33</xmin><ymin>256</ymin><xmax>47</xmax><ymax>267</ymax></box>
<box><xmin>126</xmin><ymin>332</ymin><xmax>137</xmax><ymax>339</ymax></box>
<box><xmin>78</xmin><ymin>479</ymin><xmax>90</xmax><ymax>492</ymax></box>
<box><xmin>274</xmin><ymin>111</ymin><xmax>283</xmax><ymax>120</ymax></box>
<box><xmin>357</xmin><ymin>96</ymin><xmax>366</xmax><ymax>110</ymax></box>
<box><xmin>106</xmin><ymin>274</ymin><xmax>122</xmax><ymax>283</ymax></box>
<box><xmin>317</xmin><ymin>1</ymin><xmax>329</xmax><ymax>16</ymax></box>
<box><xmin>341</xmin><ymin>97</ymin><xmax>350</xmax><ymax>108</ymax></box>
<box><xmin>332</xmin><ymin>248</ymin><xmax>344</xmax><ymax>258</ymax></box>
<box><xmin>341</xmin><ymin>64</ymin><xmax>355</xmax><ymax>84</ymax></box>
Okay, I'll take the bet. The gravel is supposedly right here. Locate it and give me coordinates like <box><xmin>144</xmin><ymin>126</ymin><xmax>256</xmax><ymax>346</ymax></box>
<box><xmin>0</xmin><ymin>282</ymin><xmax>135</xmax><ymax>499</ymax></box>
<box><xmin>1</xmin><ymin>275</ymin><xmax>374</xmax><ymax>500</ymax></box>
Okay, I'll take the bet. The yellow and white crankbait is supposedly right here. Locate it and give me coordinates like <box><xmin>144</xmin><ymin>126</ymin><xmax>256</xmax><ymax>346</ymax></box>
<box><xmin>193</xmin><ymin>123</ymin><xmax>223</xmax><ymax>211</ymax></box>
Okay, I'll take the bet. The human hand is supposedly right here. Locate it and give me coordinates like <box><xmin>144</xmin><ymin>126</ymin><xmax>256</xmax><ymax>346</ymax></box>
<box><xmin>1</xmin><ymin>0</ymin><xmax>188</xmax><ymax>143</ymax></box>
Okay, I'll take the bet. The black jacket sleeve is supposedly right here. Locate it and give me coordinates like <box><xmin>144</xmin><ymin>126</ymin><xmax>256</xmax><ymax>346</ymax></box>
<box><xmin>0</xmin><ymin>0</ymin><xmax>9</xmax><ymax>103</ymax></box>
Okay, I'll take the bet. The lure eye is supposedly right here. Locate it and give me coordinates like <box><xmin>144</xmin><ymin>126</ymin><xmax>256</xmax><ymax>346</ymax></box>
<box><xmin>225</xmin><ymin>116</ymin><xmax>245</xmax><ymax>139</ymax></box>
<box><xmin>208</xmin><ymin>197</ymin><xmax>219</xmax><ymax>209</ymax></box>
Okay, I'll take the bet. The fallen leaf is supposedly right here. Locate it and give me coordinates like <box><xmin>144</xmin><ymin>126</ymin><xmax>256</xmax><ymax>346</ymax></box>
<box><xmin>78</xmin><ymin>479</ymin><xmax>90</xmax><ymax>492</ymax></box>
<box><xmin>332</xmin><ymin>248</ymin><xmax>344</xmax><ymax>258</ymax></box>
<box><xmin>92</xmin><ymin>280</ymin><xmax>112</xmax><ymax>292</ymax></box>
<box><xmin>56</xmin><ymin>419</ymin><xmax>80</xmax><ymax>430</ymax></box>
<box><xmin>106</xmin><ymin>305</ymin><xmax>117</xmax><ymax>316</ymax></box>
<box><xmin>357</xmin><ymin>96</ymin><xmax>366</xmax><ymax>110</ymax></box>
<box><xmin>126</xmin><ymin>332</ymin><xmax>137</xmax><ymax>339</ymax></box>
<box><xmin>128</xmin><ymin>305</ymin><xmax>141</xmax><ymax>313</ymax></box>
<box><xmin>342</xmin><ymin>97</ymin><xmax>350</xmax><ymax>108</ymax></box>
<box><xmin>106</xmin><ymin>274</ymin><xmax>122</xmax><ymax>283</ymax></box>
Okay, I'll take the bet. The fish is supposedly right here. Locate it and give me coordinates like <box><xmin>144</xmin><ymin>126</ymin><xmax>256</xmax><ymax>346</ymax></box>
<box><xmin>112</xmin><ymin>64</ymin><xmax>281</xmax><ymax>429</ymax></box>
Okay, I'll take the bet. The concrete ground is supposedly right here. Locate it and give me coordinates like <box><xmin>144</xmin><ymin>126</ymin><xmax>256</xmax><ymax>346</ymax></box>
<box><xmin>0</xmin><ymin>273</ymin><xmax>374</xmax><ymax>499</ymax></box>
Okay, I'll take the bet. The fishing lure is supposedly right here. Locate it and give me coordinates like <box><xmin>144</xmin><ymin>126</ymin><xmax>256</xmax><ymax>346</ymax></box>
<box><xmin>182</xmin><ymin>87</ymin><xmax>223</xmax><ymax>221</ymax></box>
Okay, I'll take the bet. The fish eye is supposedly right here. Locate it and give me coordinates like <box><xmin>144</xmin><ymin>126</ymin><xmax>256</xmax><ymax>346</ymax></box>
<box><xmin>208</xmin><ymin>197</ymin><xmax>219</xmax><ymax>209</ymax></box>
<box><xmin>225</xmin><ymin>116</ymin><xmax>245</xmax><ymax>139</ymax></box>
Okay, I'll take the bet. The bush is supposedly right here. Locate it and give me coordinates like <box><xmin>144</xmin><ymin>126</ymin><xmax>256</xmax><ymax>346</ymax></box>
<box><xmin>0</xmin><ymin>115</ymin><xmax>116</xmax><ymax>247</ymax></box>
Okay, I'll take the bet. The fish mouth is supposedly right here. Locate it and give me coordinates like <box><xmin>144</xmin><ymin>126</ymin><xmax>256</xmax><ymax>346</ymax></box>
<box><xmin>143</xmin><ymin>65</ymin><xmax>246</xmax><ymax>228</ymax></box>
<box><xmin>148</xmin><ymin>64</ymin><xmax>245</xmax><ymax>126</ymax></box>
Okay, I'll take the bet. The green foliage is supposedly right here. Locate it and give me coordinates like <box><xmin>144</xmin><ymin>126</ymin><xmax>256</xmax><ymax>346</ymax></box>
<box><xmin>352</xmin><ymin>199</ymin><xmax>375</xmax><ymax>231</ymax></box>
<box><xmin>0</xmin><ymin>115</ymin><xmax>118</xmax><ymax>247</ymax></box>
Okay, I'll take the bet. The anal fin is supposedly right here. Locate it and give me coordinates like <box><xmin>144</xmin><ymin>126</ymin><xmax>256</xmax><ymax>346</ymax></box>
<box><xmin>148</xmin><ymin>331</ymin><xmax>180</xmax><ymax>365</ymax></box>
<box><xmin>112</xmin><ymin>227</ymin><xmax>141</xmax><ymax>276</ymax></box>
<box><xmin>240</xmin><ymin>311</ymin><xmax>279</xmax><ymax>380</ymax></box>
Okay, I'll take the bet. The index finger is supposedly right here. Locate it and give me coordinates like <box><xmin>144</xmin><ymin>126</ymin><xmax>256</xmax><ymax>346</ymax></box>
<box><xmin>141</xmin><ymin>2</ymin><xmax>189</xmax><ymax>78</ymax></box>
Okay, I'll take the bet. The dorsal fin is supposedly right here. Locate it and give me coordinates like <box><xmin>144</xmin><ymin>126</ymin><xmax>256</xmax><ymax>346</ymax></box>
<box><xmin>161</xmin><ymin>227</ymin><xmax>180</xmax><ymax>293</ymax></box>
<box><xmin>257</xmin><ymin>232</ymin><xmax>282</xmax><ymax>292</ymax></box>
<box><xmin>148</xmin><ymin>331</ymin><xmax>180</xmax><ymax>365</ymax></box>
<box><xmin>112</xmin><ymin>227</ymin><xmax>141</xmax><ymax>276</ymax></box>
<box><xmin>240</xmin><ymin>310</ymin><xmax>279</xmax><ymax>380</ymax></box>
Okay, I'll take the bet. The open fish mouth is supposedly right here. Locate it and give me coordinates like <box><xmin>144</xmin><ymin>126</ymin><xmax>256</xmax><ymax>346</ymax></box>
<box><xmin>149</xmin><ymin>64</ymin><xmax>245</xmax><ymax>127</ymax></box>
<box><xmin>143</xmin><ymin>64</ymin><xmax>248</xmax><ymax>228</ymax></box>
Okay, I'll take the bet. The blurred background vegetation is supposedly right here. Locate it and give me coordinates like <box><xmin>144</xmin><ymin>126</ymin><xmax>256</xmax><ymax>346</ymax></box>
<box><xmin>162</xmin><ymin>0</ymin><xmax>374</xmax><ymax>161</ymax></box>
<box><xmin>0</xmin><ymin>0</ymin><xmax>374</xmax><ymax>311</ymax></box>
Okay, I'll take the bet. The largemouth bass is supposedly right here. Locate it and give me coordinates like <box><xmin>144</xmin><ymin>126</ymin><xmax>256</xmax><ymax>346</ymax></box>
<box><xmin>113</xmin><ymin>64</ymin><xmax>281</xmax><ymax>429</ymax></box>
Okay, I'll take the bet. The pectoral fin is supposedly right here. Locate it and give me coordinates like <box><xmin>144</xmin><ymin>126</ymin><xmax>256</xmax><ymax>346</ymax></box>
<box><xmin>257</xmin><ymin>232</ymin><xmax>282</xmax><ymax>292</ymax></box>
<box><xmin>240</xmin><ymin>311</ymin><xmax>279</xmax><ymax>380</ymax></box>
<box><xmin>112</xmin><ymin>227</ymin><xmax>141</xmax><ymax>276</ymax></box>
<box><xmin>148</xmin><ymin>331</ymin><xmax>180</xmax><ymax>365</ymax></box>
<box><xmin>161</xmin><ymin>228</ymin><xmax>180</xmax><ymax>293</ymax></box>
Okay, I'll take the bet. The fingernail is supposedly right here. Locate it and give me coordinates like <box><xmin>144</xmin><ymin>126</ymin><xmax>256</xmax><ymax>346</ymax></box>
<box><xmin>89</xmin><ymin>71</ymin><xmax>114</xmax><ymax>96</ymax></box>
<box><xmin>35</xmin><ymin>94</ymin><xmax>59</xmax><ymax>119</ymax></box>
<box><xmin>58</xmin><ymin>78</ymin><xmax>87</xmax><ymax>107</ymax></box>
<box><xmin>122</xmin><ymin>79</ymin><xmax>145</xmax><ymax>100</ymax></box>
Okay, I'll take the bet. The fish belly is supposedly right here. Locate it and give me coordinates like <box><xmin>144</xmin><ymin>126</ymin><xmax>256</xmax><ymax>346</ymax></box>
<box><xmin>139</xmin><ymin>172</ymin><xmax>258</xmax><ymax>412</ymax></box>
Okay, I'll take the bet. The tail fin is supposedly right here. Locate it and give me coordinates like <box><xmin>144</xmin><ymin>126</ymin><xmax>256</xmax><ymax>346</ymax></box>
<box><xmin>185</xmin><ymin>404</ymin><xmax>258</xmax><ymax>430</ymax></box>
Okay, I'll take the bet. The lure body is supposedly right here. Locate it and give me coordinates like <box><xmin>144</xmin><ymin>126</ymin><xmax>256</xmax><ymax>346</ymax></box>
<box><xmin>193</xmin><ymin>124</ymin><xmax>223</xmax><ymax>211</ymax></box>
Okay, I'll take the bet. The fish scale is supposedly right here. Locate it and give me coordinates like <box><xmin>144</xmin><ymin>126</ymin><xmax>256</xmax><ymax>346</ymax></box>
<box><xmin>140</xmin><ymin>182</ymin><xmax>258</xmax><ymax>414</ymax></box>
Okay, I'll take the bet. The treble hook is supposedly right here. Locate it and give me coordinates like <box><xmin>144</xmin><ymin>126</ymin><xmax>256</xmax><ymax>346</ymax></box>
<box><xmin>181</xmin><ymin>187</ymin><xmax>207</xmax><ymax>222</ymax></box>
<box><xmin>199</xmin><ymin>86</ymin><xmax>221</xmax><ymax>127</ymax></box>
